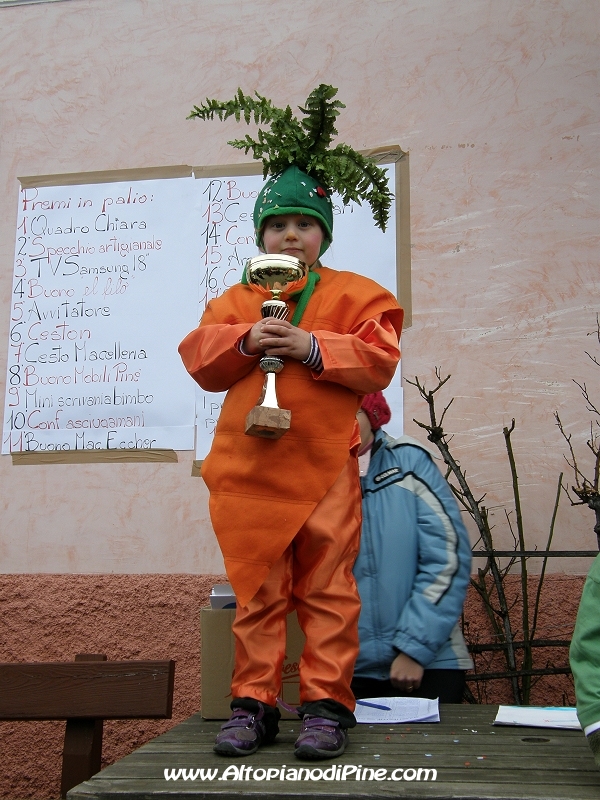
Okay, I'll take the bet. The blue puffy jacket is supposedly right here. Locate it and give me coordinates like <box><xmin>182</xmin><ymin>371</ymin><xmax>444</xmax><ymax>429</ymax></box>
<box><xmin>354</xmin><ymin>430</ymin><xmax>473</xmax><ymax>678</ymax></box>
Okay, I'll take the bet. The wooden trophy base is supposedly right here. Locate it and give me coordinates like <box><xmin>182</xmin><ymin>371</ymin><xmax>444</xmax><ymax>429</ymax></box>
<box><xmin>245</xmin><ymin>405</ymin><xmax>291</xmax><ymax>439</ymax></box>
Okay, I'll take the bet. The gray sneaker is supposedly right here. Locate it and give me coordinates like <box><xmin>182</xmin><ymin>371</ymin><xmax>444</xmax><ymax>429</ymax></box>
<box><xmin>294</xmin><ymin>715</ymin><xmax>349</xmax><ymax>760</ymax></box>
<box><xmin>213</xmin><ymin>706</ymin><xmax>269</xmax><ymax>756</ymax></box>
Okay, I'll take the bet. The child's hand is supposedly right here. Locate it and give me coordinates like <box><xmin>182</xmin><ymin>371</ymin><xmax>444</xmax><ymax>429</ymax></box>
<box><xmin>243</xmin><ymin>320</ymin><xmax>270</xmax><ymax>355</ymax></box>
<box><xmin>389</xmin><ymin>652</ymin><xmax>424</xmax><ymax>692</ymax></box>
<box><xmin>259</xmin><ymin>319</ymin><xmax>312</xmax><ymax>361</ymax></box>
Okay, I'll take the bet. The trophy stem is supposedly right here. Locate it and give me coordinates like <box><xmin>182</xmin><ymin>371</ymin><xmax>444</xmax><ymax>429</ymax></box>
<box><xmin>262</xmin><ymin>298</ymin><xmax>288</xmax><ymax>319</ymax></box>
<box><xmin>259</xmin><ymin>371</ymin><xmax>280</xmax><ymax>409</ymax></box>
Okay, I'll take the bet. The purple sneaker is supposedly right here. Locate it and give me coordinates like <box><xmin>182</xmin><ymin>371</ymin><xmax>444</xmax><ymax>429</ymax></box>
<box><xmin>213</xmin><ymin>706</ymin><xmax>269</xmax><ymax>756</ymax></box>
<box><xmin>294</xmin><ymin>715</ymin><xmax>349</xmax><ymax>760</ymax></box>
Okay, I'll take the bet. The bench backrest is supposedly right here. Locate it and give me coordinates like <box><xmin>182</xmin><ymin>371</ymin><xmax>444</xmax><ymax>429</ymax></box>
<box><xmin>1</xmin><ymin>656</ymin><xmax>175</xmax><ymax>798</ymax></box>
<box><xmin>0</xmin><ymin>660</ymin><xmax>175</xmax><ymax>720</ymax></box>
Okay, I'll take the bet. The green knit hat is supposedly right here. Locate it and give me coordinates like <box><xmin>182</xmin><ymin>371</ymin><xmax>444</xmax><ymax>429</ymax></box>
<box><xmin>254</xmin><ymin>166</ymin><xmax>334</xmax><ymax>256</ymax></box>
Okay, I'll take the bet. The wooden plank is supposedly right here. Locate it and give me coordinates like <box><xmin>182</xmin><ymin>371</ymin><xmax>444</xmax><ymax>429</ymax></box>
<box><xmin>18</xmin><ymin>166</ymin><xmax>194</xmax><ymax>189</ymax></box>
<box><xmin>11</xmin><ymin>449</ymin><xmax>178</xmax><ymax>466</ymax></box>
<box><xmin>61</xmin><ymin>655</ymin><xmax>106</xmax><ymax>799</ymax></box>
<box><xmin>0</xmin><ymin>661</ymin><xmax>175</xmax><ymax>719</ymax></box>
<box><xmin>100</xmin><ymin>752</ymin><xmax>600</xmax><ymax>780</ymax></box>
<box><xmin>68</xmin><ymin>778</ymin><xmax>600</xmax><ymax>800</ymax></box>
<box><xmin>65</xmin><ymin>707</ymin><xmax>600</xmax><ymax>800</ymax></box>
<box><xmin>61</xmin><ymin>719</ymin><xmax>104</xmax><ymax>798</ymax></box>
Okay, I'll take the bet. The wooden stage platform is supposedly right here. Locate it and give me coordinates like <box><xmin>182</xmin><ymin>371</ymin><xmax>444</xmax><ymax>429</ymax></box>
<box><xmin>68</xmin><ymin>705</ymin><xmax>600</xmax><ymax>799</ymax></box>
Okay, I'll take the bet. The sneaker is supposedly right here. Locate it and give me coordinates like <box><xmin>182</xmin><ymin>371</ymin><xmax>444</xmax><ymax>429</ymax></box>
<box><xmin>294</xmin><ymin>715</ymin><xmax>349</xmax><ymax>760</ymax></box>
<box><xmin>213</xmin><ymin>706</ymin><xmax>268</xmax><ymax>756</ymax></box>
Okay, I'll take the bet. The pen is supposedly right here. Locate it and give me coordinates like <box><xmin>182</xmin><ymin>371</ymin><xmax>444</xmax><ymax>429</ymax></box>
<box><xmin>356</xmin><ymin>700</ymin><xmax>392</xmax><ymax>711</ymax></box>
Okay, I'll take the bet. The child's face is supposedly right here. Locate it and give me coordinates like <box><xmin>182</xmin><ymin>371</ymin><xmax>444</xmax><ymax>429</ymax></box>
<box><xmin>261</xmin><ymin>214</ymin><xmax>324</xmax><ymax>266</ymax></box>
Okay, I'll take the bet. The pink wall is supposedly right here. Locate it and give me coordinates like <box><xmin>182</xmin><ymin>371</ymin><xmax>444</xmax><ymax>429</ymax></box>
<box><xmin>0</xmin><ymin>0</ymin><xmax>598</xmax><ymax>571</ymax></box>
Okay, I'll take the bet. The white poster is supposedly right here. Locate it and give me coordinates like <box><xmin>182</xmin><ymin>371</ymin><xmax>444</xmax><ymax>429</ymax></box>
<box><xmin>193</xmin><ymin>168</ymin><xmax>401</xmax><ymax>459</ymax></box>
<box><xmin>3</xmin><ymin>177</ymin><xmax>200</xmax><ymax>453</ymax></box>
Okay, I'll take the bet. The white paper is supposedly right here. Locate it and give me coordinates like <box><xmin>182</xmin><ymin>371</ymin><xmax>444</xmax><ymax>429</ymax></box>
<box><xmin>3</xmin><ymin>177</ymin><xmax>200</xmax><ymax>453</ymax></box>
<box><xmin>355</xmin><ymin>696</ymin><xmax>440</xmax><ymax>724</ymax></box>
<box><xmin>192</xmin><ymin>169</ymin><xmax>400</xmax><ymax>459</ymax></box>
<box><xmin>493</xmin><ymin>706</ymin><xmax>581</xmax><ymax>730</ymax></box>
<box><xmin>195</xmin><ymin>385</ymin><xmax>225</xmax><ymax>460</ymax></box>
<box><xmin>325</xmin><ymin>168</ymin><xmax>397</xmax><ymax>296</ymax></box>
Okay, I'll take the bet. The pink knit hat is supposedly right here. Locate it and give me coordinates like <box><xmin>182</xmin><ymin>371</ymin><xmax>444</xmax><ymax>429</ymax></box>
<box><xmin>361</xmin><ymin>391</ymin><xmax>391</xmax><ymax>430</ymax></box>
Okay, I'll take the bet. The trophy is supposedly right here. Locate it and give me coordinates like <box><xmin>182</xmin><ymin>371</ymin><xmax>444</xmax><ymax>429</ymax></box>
<box><xmin>244</xmin><ymin>254</ymin><xmax>308</xmax><ymax>439</ymax></box>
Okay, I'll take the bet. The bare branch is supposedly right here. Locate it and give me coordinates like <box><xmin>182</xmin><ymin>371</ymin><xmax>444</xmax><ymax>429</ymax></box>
<box><xmin>411</xmin><ymin>372</ymin><xmax>521</xmax><ymax>700</ymax></box>
<box><xmin>555</xmin><ymin>412</ymin><xmax>589</xmax><ymax>490</ymax></box>
<box><xmin>531</xmin><ymin>473</ymin><xmax>563</xmax><ymax>642</ymax></box>
<box><xmin>438</xmin><ymin>397</ymin><xmax>455</xmax><ymax>429</ymax></box>
<box><xmin>584</xmin><ymin>351</ymin><xmax>600</xmax><ymax>370</ymax></box>
<box><xmin>574</xmin><ymin>379</ymin><xmax>600</xmax><ymax>417</ymax></box>
<box><xmin>555</xmin><ymin>316</ymin><xmax>600</xmax><ymax>550</ymax></box>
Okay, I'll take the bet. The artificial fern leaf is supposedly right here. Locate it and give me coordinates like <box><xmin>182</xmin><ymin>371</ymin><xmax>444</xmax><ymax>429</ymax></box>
<box><xmin>188</xmin><ymin>84</ymin><xmax>393</xmax><ymax>230</ymax></box>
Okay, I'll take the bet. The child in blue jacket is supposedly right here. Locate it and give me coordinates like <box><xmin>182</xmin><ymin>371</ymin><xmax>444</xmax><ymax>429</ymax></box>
<box><xmin>352</xmin><ymin>392</ymin><xmax>472</xmax><ymax>703</ymax></box>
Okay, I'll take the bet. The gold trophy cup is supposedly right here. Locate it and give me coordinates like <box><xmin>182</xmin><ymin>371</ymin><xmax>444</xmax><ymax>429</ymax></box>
<box><xmin>244</xmin><ymin>254</ymin><xmax>308</xmax><ymax>439</ymax></box>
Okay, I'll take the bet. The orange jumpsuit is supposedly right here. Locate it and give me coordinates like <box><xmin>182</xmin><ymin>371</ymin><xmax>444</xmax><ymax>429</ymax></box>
<box><xmin>179</xmin><ymin>265</ymin><xmax>402</xmax><ymax>710</ymax></box>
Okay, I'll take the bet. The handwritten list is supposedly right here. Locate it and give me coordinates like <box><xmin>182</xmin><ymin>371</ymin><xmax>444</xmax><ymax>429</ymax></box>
<box><xmin>192</xmin><ymin>175</ymin><xmax>262</xmax><ymax>455</ymax></box>
<box><xmin>3</xmin><ymin>170</ymin><xmax>401</xmax><ymax>458</ymax></box>
<box><xmin>193</xmin><ymin>169</ymin><xmax>401</xmax><ymax>459</ymax></box>
<box><xmin>2</xmin><ymin>177</ymin><xmax>200</xmax><ymax>453</ymax></box>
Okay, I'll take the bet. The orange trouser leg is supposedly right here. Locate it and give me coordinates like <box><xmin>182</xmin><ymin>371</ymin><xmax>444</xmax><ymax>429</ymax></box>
<box><xmin>230</xmin><ymin>546</ymin><xmax>293</xmax><ymax>707</ymax></box>
<box><xmin>231</xmin><ymin>455</ymin><xmax>362</xmax><ymax>711</ymax></box>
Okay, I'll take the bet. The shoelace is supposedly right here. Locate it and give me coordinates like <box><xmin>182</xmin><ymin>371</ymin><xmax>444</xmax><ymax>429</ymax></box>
<box><xmin>276</xmin><ymin>696</ymin><xmax>298</xmax><ymax>715</ymax></box>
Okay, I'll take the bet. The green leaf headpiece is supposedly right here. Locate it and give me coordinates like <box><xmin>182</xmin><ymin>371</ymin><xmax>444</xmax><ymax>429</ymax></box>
<box><xmin>188</xmin><ymin>84</ymin><xmax>393</xmax><ymax>253</ymax></box>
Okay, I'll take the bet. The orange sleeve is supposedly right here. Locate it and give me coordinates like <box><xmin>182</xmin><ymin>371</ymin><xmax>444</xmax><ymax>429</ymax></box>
<box><xmin>178</xmin><ymin>308</ymin><xmax>258</xmax><ymax>393</ymax></box>
<box><xmin>312</xmin><ymin>311</ymin><xmax>401</xmax><ymax>395</ymax></box>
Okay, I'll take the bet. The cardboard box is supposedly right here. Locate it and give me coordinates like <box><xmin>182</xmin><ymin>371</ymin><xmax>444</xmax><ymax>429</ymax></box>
<box><xmin>200</xmin><ymin>607</ymin><xmax>305</xmax><ymax>719</ymax></box>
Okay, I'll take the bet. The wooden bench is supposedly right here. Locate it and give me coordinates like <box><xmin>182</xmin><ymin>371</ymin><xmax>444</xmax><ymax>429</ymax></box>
<box><xmin>0</xmin><ymin>654</ymin><xmax>175</xmax><ymax>797</ymax></box>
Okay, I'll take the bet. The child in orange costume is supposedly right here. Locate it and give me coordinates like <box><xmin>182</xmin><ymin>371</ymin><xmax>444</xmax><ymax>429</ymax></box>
<box><xmin>180</xmin><ymin>86</ymin><xmax>403</xmax><ymax>759</ymax></box>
